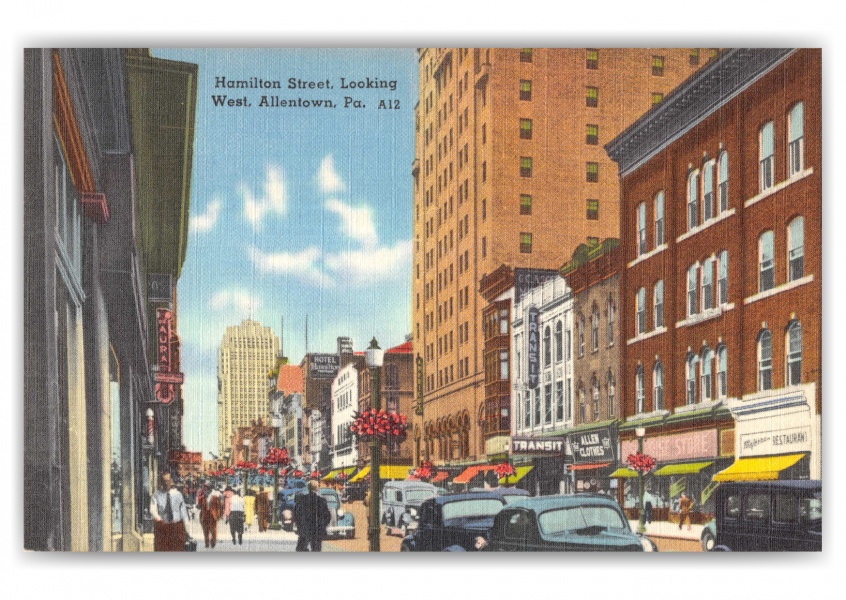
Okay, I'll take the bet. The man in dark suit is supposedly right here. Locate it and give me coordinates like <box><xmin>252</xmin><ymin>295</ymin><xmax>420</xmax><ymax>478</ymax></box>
<box><xmin>294</xmin><ymin>479</ymin><xmax>331</xmax><ymax>551</ymax></box>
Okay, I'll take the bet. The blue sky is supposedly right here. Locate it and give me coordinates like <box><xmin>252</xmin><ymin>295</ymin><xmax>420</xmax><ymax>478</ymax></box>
<box><xmin>151</xmin><ymin>49</ymin><xmax>418</xmax><ymax>457</ymax></box>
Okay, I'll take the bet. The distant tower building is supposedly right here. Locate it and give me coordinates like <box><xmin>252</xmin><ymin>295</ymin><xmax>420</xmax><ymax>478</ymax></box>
<box><xmin>217</xmin><ymin>319</ymin><xmax>280</xmax><ymax>456</ymax></box>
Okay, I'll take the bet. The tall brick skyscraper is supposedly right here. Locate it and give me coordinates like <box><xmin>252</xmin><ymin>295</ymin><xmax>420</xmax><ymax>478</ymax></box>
<box><xmin>411</xmin><ymin>48</ymin><xmax>712</xmax><ymax>468</ymax></box>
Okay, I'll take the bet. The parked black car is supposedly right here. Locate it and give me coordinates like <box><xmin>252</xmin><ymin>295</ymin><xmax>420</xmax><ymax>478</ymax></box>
<box><xmin>399</xmin><ymin>492</ymin><xmax>507</xmax><ymax>552</ymax></box>
<box><xmin>341</xmin><ymin>481</ymin><xmax>368</xmax><ymax>503</ymax></box>
<box><xmin>475</xmin><ymin>494</ymin><xmax>656</xmax><ymax>552</ymax></box>
<box><xmin>709</xmin><ymin>480</ymin><xmax>821</xmax><ymax>551</ymax></box>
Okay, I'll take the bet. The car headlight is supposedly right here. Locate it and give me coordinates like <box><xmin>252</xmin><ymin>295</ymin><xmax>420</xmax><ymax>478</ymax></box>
<box><xmin>408</xmin><ymin>507</ymin><xmax>417</xmax><ymax>517</ymax></box>
<box><xmin>639</xmin><ymin>535</ymin><xmax>658</xmax><ymax>552</ymax></box>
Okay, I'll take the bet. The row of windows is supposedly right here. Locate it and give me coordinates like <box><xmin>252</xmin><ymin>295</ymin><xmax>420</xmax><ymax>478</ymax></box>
<box><xmin>685</xmin><ymin>251</ymin><xmax>730</xmax><ymax>318</ymax></box>
<box><xmin>760</xmin><ymin>102</ymin><xmax>805</xmax><ymax>192</ymax></box>
<box><xmin>577</xmin><ymin>299</ymin><xmax>616</xmax><ymax>355</ymax></box>
<box><xmin>520</xmin><ymin>381</ymin><xmax>569</xmax><ymax>429</ymax></box>
<box><xmin>521</xmin><ymin>48</ymin><xmax>715</xmax><ymax>71</ymax></box>
<box><xmin>686</xmin><ymin>151</ymin><xmax>730</xmax><ymax>231</ymax></box>
<box><xmin>632</xmin><ymin>319</ymin><xmax>803</xmax><ymax>413</ymax></box>
<box><xmin>758</xmin><ymin>217</ymin><xmax>805</xmax><ymax>292</ymax></box>
<box><xmin>578</xmin><ymin>371</ymin><xmax>616</xmax><ymax>422</ymax></box>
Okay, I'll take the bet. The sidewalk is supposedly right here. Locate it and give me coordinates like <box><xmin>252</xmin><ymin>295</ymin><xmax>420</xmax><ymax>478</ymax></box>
<box><xmin>629</xmin><ymin>519</ymin><xmax>703</xmax><ymax>542</ymax></box>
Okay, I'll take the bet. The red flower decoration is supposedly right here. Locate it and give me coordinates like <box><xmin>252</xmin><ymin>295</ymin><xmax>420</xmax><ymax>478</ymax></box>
<box><xmin>310</xmin><ymin>470</ymin><xmax>322</xmax><ymax>479</ymax></box>
<box><xmin>292</xmin><ymin>469</ymin><xmax>305</xmax><ymax>478</ymax></box>
<box><xmin>350</xmin><ymin>408</ymin><xmax>409</xmax><ymax>443</ymax></box>
<box><xmin>261</xmin><ymin>447</ymin><xmax>291</xmax><ymax>467</ymax></box>
<box><xmin>336</xmin><ymin>472</ymin><xmax>348</xmax><ymax>481</ymax></box>
<box><xmin>626</xmin><ymin>452</ymin><xmax>657</xmax><ymax>474</ymax></box>
<box><xmin>495</xmin><ymin>463</ymin><xmax>517</xmax><ymax>478</ymax></box>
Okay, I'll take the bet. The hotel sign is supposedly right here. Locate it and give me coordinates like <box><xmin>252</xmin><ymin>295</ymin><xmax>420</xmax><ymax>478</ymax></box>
<box><xmin>568</xmin><ymin>426</ymin><xmax>616</xmax><ymax>463</ymax></box>
<box><xmin>309</xmin><ymin>353</ymin><xmax>340</xmax><ymax>379</ymax></box>
<box><xmin>527</xmin><ymin>306</ymin><xmax>540</xmax><ymax>388</ymax></box>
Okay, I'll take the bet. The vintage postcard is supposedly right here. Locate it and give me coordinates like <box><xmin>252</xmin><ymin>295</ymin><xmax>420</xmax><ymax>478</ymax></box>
<box><xmin>23</xmin><ymin>47</ymin><xmax>821</xmax><ymax>554</ymax></box>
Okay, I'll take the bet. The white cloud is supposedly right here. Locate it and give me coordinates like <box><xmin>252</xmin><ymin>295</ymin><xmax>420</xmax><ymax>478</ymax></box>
<box><xmin>324</xmin><ymin>240</ymin><xmax>412</xmax><ymax>286</ymax></box>
<box><xmin>189</xmin><ymin>198</ymin><xmax>222</xmax><ymax>233</ymax></box>
<box><xmin>325</xmin><ymin>199</ymin><xmax>379</xmax><ymax>248</ymax></box>
<box><xmin>318</xmin><ymin>155</ymin><xmax>346</xmax><ymax>193</ymax></box>
<box><xmin>242</xmin><ymin>165</ymin><xmax>287</xmax><ymax>230</ymax></box>
<box><xmin>208</xmin><ymin>288</ymin><xmax>261</xmax><ymax>314</ymax></box>
<box><xmin>248</xmin><ymin>245</ymin><xmax>333</xmax><ymax>287</ymax></box>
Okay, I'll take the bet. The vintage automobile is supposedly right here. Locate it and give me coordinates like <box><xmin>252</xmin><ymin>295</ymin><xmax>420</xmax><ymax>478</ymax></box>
<box><xmin>381</xmin><ymin>481</ymin><xmax>440</xmax><ymax>537</ymax></box>
<box><xmin>701</xmin><ymin>518</ymin><xmax>717</xmax><ymax>551</ymax></box>
<box><xmin>470</xmin><ymin>487</ymin><xmax>531</xmax><ymax>504</ymax></box>
<box><xmin>399</xmin><ymin>492</ymin><xmax>507</xmax><ymax>552</ymax></box>
<box><xmin>708</xmin><ymin>480</ymin><xmax>821</xmax><ymax>552</ymax></box>
<box><xmin>321</xmin><ymin>488</ymin><xmax>355</xmax><ymax>539</ymax></box>
<box><xmin>341</xmin><ymin>481</ymin><xmax>368</xmax><ymax>503</ymax></box>
<box><xmin>278</xmin><ymin>478</ymin><xmax>308</xmax><ymax>530</ymax></box>
<box><xmin>279</xmin><ymin>487</ymin><xmax>355</xmax><ymax>538</ymax></box>
<box><xmin>472</xmin><ymin>494</ymin><xmax>657</xmax><ymax>552</ymax></box>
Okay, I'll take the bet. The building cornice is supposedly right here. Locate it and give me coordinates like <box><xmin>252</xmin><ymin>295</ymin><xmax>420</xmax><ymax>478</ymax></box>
<box><xmin>606</xmin><ymin>49</ymin><xmax>794</xmax><ymax>177</ymax></box>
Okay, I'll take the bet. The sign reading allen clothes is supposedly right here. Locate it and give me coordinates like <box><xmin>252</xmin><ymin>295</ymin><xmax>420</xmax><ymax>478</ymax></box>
<box><xmin>568</xmin><ymin>426</ymin><xmax>616</xmax><ymax>464</ymax></box>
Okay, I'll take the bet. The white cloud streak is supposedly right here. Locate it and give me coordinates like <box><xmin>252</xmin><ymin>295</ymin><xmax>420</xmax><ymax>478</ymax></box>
<box><xmin>318</xmin><ymin>155</ymin><xmax>346</xmax><ymax>193</ymax></box>
<box><xmin>247</xmin><ymin>245</ymin><xmax>333</xmax><ymax>287</ymax></box>
<box><xmin>325</xmin><ymin>199</ymin><xmax>379</xmax><ymax>248</ymax></box>
<box><xmin>323</xmin><ymin>240</ymin><xmax>412</xmax><ymax>286</ymax></box>
<box><xmin>208</xmin><ymin>288</ymin><xmax>261</xmax><ymax>314</ymax></box>
<box><xmin>242</xmin><ymin>165</ymin><xmax>287</xmax><ymax>230</ymax></box>
<box><xmin>189</xmin><ymin>198</ymin><xmax>222</xmax><ymax>233</ymax></box>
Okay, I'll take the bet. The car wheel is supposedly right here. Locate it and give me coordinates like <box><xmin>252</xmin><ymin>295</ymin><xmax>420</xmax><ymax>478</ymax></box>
<box><xmin>400</xmin><ymin>523</ymin><xmax>408</xmax><ymax>538</ymax></box>
<box><xmin>348</xmin><ymin>528</ymin><xmax>355</xmax><ymax>539</ymax></box>
<box><xmin>701</xmin><ymin>530</ymin><xmax>716</xmax><ymax>552</ymax></box>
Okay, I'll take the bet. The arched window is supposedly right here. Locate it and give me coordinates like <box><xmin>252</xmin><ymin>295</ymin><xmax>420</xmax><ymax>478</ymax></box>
<box><xmin>687</xmin><ymin>264</ymin><xmax>699</xmax><ymax>316</ymax></box>
<box><xmin>718</xmin><ymin>151</ymin><xmax>729</xmax><ymax>212</ymax></box>
<box><xmin>654</xmin><ymin>280</ymin><xmax>664</xmax><ymax>328</ymax></box>
<box><xmin>578</xmin><ymin>314</ymin><xmax>585</xmax><ymax>356</ymax></box>
<box><xmin>701</xmin><ymin>346</ymin><xmax>714</xmax><ymax>401</ymax></box>
<box><xmin>717</xmin><ymin>345</ymin><xmax>728</xmax><ymax>399</ymax></box>
<box><xmin>702</xmin><ymin>256</ymin><xmax>715</xmax><ymax>311</ymax></box>
<box><xmin>523</xmin><ymin>391</ymin><xmax>531</xmax><ymax>428</ymax></box>
<box><xmin>591</xmin><ymin>304</ymin><xmax>599</xmax><ymax>352</ymax></box>
<box><xmin>758</xmin><ymin>329</ymin><xmax>773</xmax><ymax>391</ymax></box>
<box><xmin>591</xmin><ymin>375</ymin><xmax>600</xmax><ymax>419</ymax></box>
<box><xmin>760</xmin><ymin>121</ymin><xmax>775</xmax><ymax>191</ymax></box>
<box><xmin>637</xmin><ymin>202</ymin><xmax>647</xmax><ymax>255</ymax></box>
<box><xmin>607</xmin><ymin>371</ymin><xmax>616</xmax><ymax>417</ymax></box>
<box><xmin>786</xmin><ymin>320</ymin><xmax>802</xmax><ymax>386</ymax></box>
<box><xmin>788</xmin><ymin>216</ymin><xmax>805</xmax><ymax>281</ymax></box>
<box><xmin>703</xmin><ymin>160</ymin><xmax>715</xmax><ymax>221</ymax></box>
<box><xmin>636</xmin><ymin>366</ymin><xmax>645</xmax><ymax>414</ymax></box>
<box><xmin>555</xmin><ymin>320</ymin><xmax>563</xmax><ymax>362</ymax></box>
<box><xmin>688</xmin><ymin>169</ymin><xmax>700</xmax><ymax>229</ymax></box>
<box><xmin>653</xmin><ymin>361</ymin><xmax>664</xmax><ymax>410</ymax></box>
<box><xmin>788</xmin><ymin>102</ymin><xmax>804</xmax><ymax>176</ymax></box>
<box><xmin>718</xmin><ymin>250</ymin><xmax>729</xmax><ymax>305</ymax></box>
<box><xmin>759</xmin><ymin>231</ymin><xmax>775</xmax><ymax>292</ymax></box>
<box><xmin>543</xmin><ymin>325</ymin><xmax>552</xmax><ymax>367</ymax></box>
<box><xmin>654</xmin><ymin>191</ymin><xmax>665</xmax><ymax>246</ymax></box>
<box><xmin>636</xmin><ymin>287</ymin><xmax>646</xmax><ymax>334</ymax></box>
<box><xmin>579</xmin><ymin>385</ymin><xmax>586</xmax><ymax>422</ymax></box>
<box><xmin>607</xmin><ymin>298</ymin><xmax>615</xmax><ymax>345</ymax></box>
<box><xmin>686</xmin><ymin>353</ymin><xmax>698</xmax><ymax>404</ymax></box>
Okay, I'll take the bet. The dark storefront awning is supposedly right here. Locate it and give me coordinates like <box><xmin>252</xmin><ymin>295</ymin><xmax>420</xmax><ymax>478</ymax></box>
<box><xmin>713</xmin><ymin>454</ymin><xmax>806</xmax><ymax>482</ymax></box>
<box><xmin>653</xmin><ymin>461</ymin><xmax>713</xmax><ymax>476</ymax></box>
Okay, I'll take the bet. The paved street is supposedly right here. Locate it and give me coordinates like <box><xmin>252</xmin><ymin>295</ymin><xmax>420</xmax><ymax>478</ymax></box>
<box><xmin>183</xmin><ymin>500</ymin><xmax>402</xmax><ymax>552</ymax></box>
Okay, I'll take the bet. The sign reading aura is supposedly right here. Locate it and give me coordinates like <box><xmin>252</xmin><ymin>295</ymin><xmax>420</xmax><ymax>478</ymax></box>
<box><xmin>155</xmin><ymin>308</ymin><xmax>183</xmax><ymax>403</ymax></box>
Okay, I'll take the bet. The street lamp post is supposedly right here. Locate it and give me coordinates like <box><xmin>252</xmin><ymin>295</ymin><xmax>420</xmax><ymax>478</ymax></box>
<box><xmin>243</xmin><ymin>438</ymin><xmax>251</xmax><ymax>496</ymax></box>
<box><xmin>365</xmin><ymin>338</ymin><xmax>384</xmax><ymax>553</ymax></box>
<box><xmin>635</xmin><ymin>427</ymin><xmax>646</xmax><ymax>533</ymax></box>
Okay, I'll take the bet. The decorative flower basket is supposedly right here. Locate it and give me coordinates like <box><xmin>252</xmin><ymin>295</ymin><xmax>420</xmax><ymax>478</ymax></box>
<box><xmin>410</xmin><ymin>460</ymin><xmax>435</xmax><ymax>481</ymax></box>
<box><xmin>349</xmin><ymin>408</ymin><xmax>409</xmax><ymax>443</ymax></box>
<box><xmin>494</xmin><ymin>463</ymin><xmax>517</xmax><ymax>478</ymax></box>
<box><xmin>626</xmin><ymin>451</ymin><xmax>657</xmax><ymax>474</ymax></box>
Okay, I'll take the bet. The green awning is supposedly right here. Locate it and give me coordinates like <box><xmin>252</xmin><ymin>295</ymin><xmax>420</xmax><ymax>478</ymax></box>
<box><xmin>499</xmin><ymin>465</ymin><xmax>533</xmax><ymax>485</ymax></box>
<box><xmin>653</xmin><ymin>461</ymin><xmax>713</xmax><ymax>476</ymax></box>
<box><xmin>610</xmin><ymin>467</ymin><xmax>638</xmax><ymax>478</ymax></box>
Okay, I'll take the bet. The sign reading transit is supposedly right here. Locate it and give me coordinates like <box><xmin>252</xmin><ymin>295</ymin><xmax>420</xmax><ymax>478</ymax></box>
<box><xmin>527</xmin><ymin>306</ymin><xmax>540</xmax><ymax>388</ymax></box>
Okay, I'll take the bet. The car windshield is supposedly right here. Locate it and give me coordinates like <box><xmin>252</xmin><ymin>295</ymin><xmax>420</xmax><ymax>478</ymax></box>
<box><xmin>442</xmin><ymin>499</ymin><xmax>504</xmax><ymax>521</ymax></box>
<box><xmin>503</xmin><ymin>494</ymin><xmax>529</xmax><ymax>505</ymax></box>
<box><xmin>406</xmin><ymin>489</ymin><xmax>436</xmax><ymax>503</ymax></box>
<box><xmin>537</xmin><ymin>505</ymin><xmax>629</xmax><ymax>536</ymax></box>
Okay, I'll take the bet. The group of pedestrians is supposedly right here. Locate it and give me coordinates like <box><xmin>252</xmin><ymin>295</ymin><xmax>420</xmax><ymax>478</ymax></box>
<box><xmin>152</xmin><ymin>472</ymin><xmax>330</xmax><ymax>552</ymax></box>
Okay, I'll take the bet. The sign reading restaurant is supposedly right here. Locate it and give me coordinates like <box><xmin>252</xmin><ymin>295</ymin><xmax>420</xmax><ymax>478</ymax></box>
<box><xmin>568</xmin><ymin>426</ymin><xmax>616</xmax><ymax>464</ymax></box>
<box><xmin>309</xmin><ymin>353</ymin><xmax>340</xmax><ymax>379</ymax></box>
<box><xmin>512</xmin><ymin>436</ymin><xmax>566</xmax><ymax>454</ymax></box>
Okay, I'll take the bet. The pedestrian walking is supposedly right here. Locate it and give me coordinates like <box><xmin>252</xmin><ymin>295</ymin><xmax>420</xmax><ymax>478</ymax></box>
<box><xmin>678</xmin><ymin>493</ymin><xmax>693</xmax><ymax>531</ymax></box>
<box><xmin>223</xmin><ymin>485</ymin><xmax>234</xmax><ymax>523</ymax></box>
<box><xmin>293</xmin><ymin>479</ymin><xmax>331</xmax><ymax>552</ymax></box>
<box><xmin>644</xmin><ymin>499</ymin><xmax>653</xmax><ymax>524</ymax></box>
<box><xmin>256</xmin><ymin>488</ymin><xmax>271</xmax><ymax>532</ymax></box>
<box><xmin>228</xmin><ymin>487</ymin><xmax>246</xmax><ymax>545</ymax></box>
<box><xmin>197</xmin><ymin>481</ymin><xmax>223</xmax><ymax>548</ymax></box>
<box><xmin>150</xmin><ymin>472</ymin><xmax>189</xmax><ymax>552</ymax></box>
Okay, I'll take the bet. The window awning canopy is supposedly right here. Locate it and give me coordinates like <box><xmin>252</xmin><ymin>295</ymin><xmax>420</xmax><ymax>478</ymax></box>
<box><xmin>348</xmin><ymin>465</ymin><xmax>412</xmax><ymax>482</ymax></box>
<box><xmin>713</xmin><ymin>453</ymin><xmax>806</xmax><ymax>482</ymax></box>
<box><xmin>609</xmin><ymin>467</ymin><xmax>639</xmax><ymax>478</ymax></box>
<box><xmin>453</xmin><ymin>465</ymin><xmax>496</xmax><ymax>484</ymax></box>
<box><xmin>322</xmin><ymin>467</ymin><xmax>355</xmax><ymax>481</ymax></box>
<box><xmin>653</xmin><ymin>461</ymin><xmax>713</xmax><ymax>476</ymax></box>
<box><xmin>569</xmin><ymin>462</ymin><xmax>611</xmax><ymax>472</ymax></box>
<box><xmin>499</xmin><ymin>465</ymin><xmax>533</xmax><ymax>485</ymax></box>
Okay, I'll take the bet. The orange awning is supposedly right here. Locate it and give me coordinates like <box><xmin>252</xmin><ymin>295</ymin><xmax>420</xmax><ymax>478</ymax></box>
<box><xmin>432</xmin><ymin>471</ymin><xmax>451</xmax><ymax>483</ymax></box>
<box><xmin>453</xmin><ymin>465</ymin><xmax>496</xmax><ymax>484</ymax></box>
<box><xmin>569</xmin><ymin>462</ymin><xmax>611</xmax><ymax>471</ymax></box>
